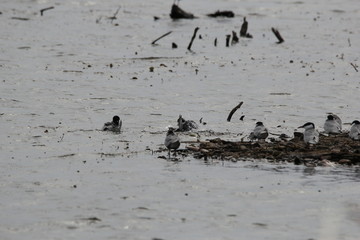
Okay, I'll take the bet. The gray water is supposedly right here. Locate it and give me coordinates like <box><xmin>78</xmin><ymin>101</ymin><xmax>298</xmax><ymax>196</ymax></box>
<box><xmin>1</xmin><ymin>0</ymin><xmax>360</xmax><ymax>239</ymax></box>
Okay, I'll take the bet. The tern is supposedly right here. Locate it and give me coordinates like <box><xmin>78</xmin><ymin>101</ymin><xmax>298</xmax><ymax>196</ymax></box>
<box><xmin>349</xmin><ymin>120</ymin><xmax>360</xmax><ymax>140</ymax></box>
<box><xmin>249</xmin><ymin>122</ymin><xmax>268</xmax><ymax>141</ymax></box>
<box><xmin>324</xmin><ymin>114</ymin><xmax>342</xmax><ymax>134</ymax></box>
<box><xmin>299</xmin><ymin>122</ymin><xmax>319</xmax><ymax>144</ymax></box>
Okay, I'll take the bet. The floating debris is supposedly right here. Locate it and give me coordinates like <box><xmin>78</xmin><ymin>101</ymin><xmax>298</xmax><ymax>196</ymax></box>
<box><xmin>170</xmin><ymin>4</ymin><xmax>195</xmax><ymax>19</ymax></box>
<box><xmin>271</xmin><ymin>27</ymin><xmax>284</xmax><ymax>44</ymax></box>
<box><xmin>207</xmin><ymin>10</ymin><xmax>234</xmax><ymax>18</ymax></box>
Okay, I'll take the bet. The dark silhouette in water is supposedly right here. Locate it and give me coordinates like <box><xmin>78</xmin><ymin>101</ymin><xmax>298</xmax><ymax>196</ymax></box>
<box><xmin>102</xmin><ymin>115</ymin><xmax>122</xmax><ymax>133</ymax></box>
<box><xmin>177</xmin><ymin>115</ymin><xmax>198</xmax><ymax>132</ymax></box>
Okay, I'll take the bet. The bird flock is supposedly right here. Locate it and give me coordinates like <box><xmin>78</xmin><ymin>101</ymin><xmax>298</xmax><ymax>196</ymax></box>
<box><xmin>102</xmin><ymin>114</ymin><xmax>360</xmax><ymax>158</ymax></box>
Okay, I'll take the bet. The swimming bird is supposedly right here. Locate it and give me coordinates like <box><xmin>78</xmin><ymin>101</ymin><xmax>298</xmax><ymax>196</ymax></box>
<box><xmin>299</xmin><ymin>122</ymin><xmax>319</xmax><ymax>144</ymax></box>
<box><xmin>164</xmin><ymin>127</ymin><xmax>181</xmax><ymax>158</ymax></box>
<box><xmin>249</xmin><ymin>122</ymin><xmax>268</xmax><ymax>141</ymax></box>
<box><xmin>102</xmin><ymin>115</ymin><xmax>122</xmax><ymax>133</ymax></box>
<box><xmin>177</xmin><ymin>115</ymin><xmax>198</xmax><ymax>132</ymax></box>
<box><xmin>349</xmin><ymin>120</ymin><xmax>360</xmax><ymax>140</ymax></box>
<box><xmin>324</xmin><ymin>114</ymin><xmax>342</xmax><ymax>134</ymax></box>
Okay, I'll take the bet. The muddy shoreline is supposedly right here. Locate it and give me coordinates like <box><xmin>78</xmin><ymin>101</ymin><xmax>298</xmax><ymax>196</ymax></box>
<box><xmin>184</xmin><ymin>133</ymin><xmax>360</xmax><ymax>166</ymax></box>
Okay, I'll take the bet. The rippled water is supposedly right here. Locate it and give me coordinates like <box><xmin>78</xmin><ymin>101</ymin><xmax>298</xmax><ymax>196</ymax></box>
<box><xmin>1</xmin><ymin>0</ymin><xmax>360</xmax><ymax>239</ymax></box>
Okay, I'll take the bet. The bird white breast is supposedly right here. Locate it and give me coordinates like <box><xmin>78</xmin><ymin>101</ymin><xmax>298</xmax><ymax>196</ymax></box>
<box><xmin>304</xmin><ymin>128</ymin><xmax>319</xmax><ymax>144</ymax></box>
<box><xmin>324</xmin><ymin>120</ymin><xmax>341</xmax><ymax>134</ymax></box>
<box><xmin>349</xmin><ymin>124</ymin><xmax>360</xmax><ymax>140</ymax></box>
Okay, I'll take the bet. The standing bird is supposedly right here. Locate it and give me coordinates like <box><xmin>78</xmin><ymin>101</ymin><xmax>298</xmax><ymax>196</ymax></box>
<box><xmin>299</xmin><ymin>122</ymin><xmax>319</xmax><ymax>144</ymax></box>
<box><xmin>102</xmin><ymin>115</ymin><xmax>122</xmax><ymax>133</ymax></box>
<box><xmin>324</xmin><ymin>114</ymin><xmax>342</xmax><ymax>134</ymax></box>
<box><xmin>349</xmin><ymin>120</ymin><xmax>360</xmax><ymax>140</ymax></box>
<box><xmin>164</xmin><ymin>127</ymin><xmax>181</xmax><ymax>158</ymax></box>
<box><xmin>249</xmin><ymin>122</ymin><xmax>268</xmax><ymax>141</ymax></box>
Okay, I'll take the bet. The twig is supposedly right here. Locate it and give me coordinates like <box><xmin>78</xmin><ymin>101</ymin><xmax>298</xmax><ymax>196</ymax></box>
<box><xmin>350</xmin><ymin>63</ymin><xmax>358</xmax><ymax>72</ymax></box>
<box><xmin>187</xmin><ymin>27</ymin><xmax>199</xmax><ymax>51</ymax></box>
<box><xmin>271</xmin><ymin>27</ymin><xmax>284</xmax><ymax>44</ymax></box>
<box><xmin>40</xmin><ymin>6</ymin><xmax>54</xmax><ymax>16</ymax></box>
<box><xmin>11</xmin><ymin>17</ymin><xmax>29</xmax><ymax>21</ymax></box>
<box><xmin>227</xmin><ymin>101</ymin><xmax>243</xmax><ymax>122</ymax></box>
<box><xmin>109</xmin><ymin>6</ymin><xmax>121</xmax><ymax>23</ymax></box>
<box><xmin>151</xmin><ymin>31</ymin><xmax>172</xmax><ymax>45</ymax></box>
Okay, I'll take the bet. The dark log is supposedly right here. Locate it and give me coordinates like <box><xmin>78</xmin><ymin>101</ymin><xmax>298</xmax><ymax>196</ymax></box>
<box><xmin>187</xmin><ymin>27</ymin><xmax>199</xmax><ymax>51</ymax></box>
<box><xmin>207</xmin><ymin>10</ymin><xmax>234</xmax><ymax>18</ymax></box>
<box><xmin>271</xmin><ymin>27</ymin><xmax>284</xmax><ymax>44</ymax></box>
<box><xmin>227</xmin><ymin>102</ymin><xmax>243</xmax><ymax>122</ymax></box>
<box><xmin>172</xmin><ymin>42</ymin><xmax>178</xmax><ymax>49</ymax></box>
<box><xmin>151</xmin><ymin>31</ymin><xmax>172</xmax><ymax>45</ymax></box>
<box><xmin>214</xmin><ymin>38</ymin><xmax>217</xmax><ymax>47</ymax></box>
<box><xmin>40</xmin><ymin>6</ymin><xmax>54</xmax><ymax>16</ymax></box>
<box><xmin>170</xmin><ymin>4</ymin><xmax>195</xmax><ymax>19</ymax></box>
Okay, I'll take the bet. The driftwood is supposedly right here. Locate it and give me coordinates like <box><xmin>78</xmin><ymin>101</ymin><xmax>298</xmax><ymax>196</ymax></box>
<box><xmin>350</xmin><ymin>63</ymin><xmax>358</xmax><ymax>72</ymax></box>
<box><xmin>170</xmin><ymin>4</ymin><xmax>195</xmax><ymax>19</ymax></box>
<box><xmin>187</xmin><ymin>27</ymin><xmax>199</xmax><ymax>51</ymax></box>
<box><xmin>186</xmin><ymin>133</ymin><xmax>360</xmax><ymax>166</ymax></box>
<box><xmin>227</xmin><ymin>101</ymin><xmax>243</xmax><ymax>122</ymax></box>
<box><xmin>108</xmin><ymin>6</ymin><xmax>121</xmax><ymax>23</ymax></box>
<box><xmin>271</xmin><ymin>27</ymin><xmax>284</xmax><ymax>44</ymax></box>
<box><xmin>40</xmin><ymin>6</ymin><xmax>54</xmax><ymax>16</ymax></box>
<box><xmin>151</xmin><ymin>31</ymin><xmax>172</xmax><ymax>45</ymax></box>
<box><xmin>11</xmin><ymin>17</ymin><xmax>30</xmax><ymax>21</ymax></box>
<box><xmin>207</xmin><ymin>10</ymin><xmax>234</xmax><ymax>18</ymax></box>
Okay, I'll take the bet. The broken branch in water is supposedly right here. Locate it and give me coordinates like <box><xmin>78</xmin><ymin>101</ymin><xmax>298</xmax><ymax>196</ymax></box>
<box><xmin>187</xmin><ymin>27</ymin><xmax>199</xmax><ymax>51</ymax></box>
<box><xmin>151</xmin><ymin>31</ymin><xmax>172</xmax><ymax>45</ymax></box>
<box><xmin>108</xmin><ymin>6</ymin><xmax>121</xmax><ymax>23</ymax></box>
<box><xmin>271</xmin><ymin>27</ymin><xmax>284</xmax><ymax>44</ymax></box>
<box><xmin>170</xmin><ymin>4</ymin><xmax>195</xmax><ymax>19</ymax></box>
<box><xmin>227</xmin><ymin>101</ymin><xmax>243</xmax><ymax>122</ymax></box>
<box><xmin>350</xmin><ymin>63</ymin><xmax>358</xmax><ymax>72</ymax></box>
<box><xmin>11</xmin><ymin>17</ymin><xmax>30</xmax><ymax>21</ymax></box>
<box><xmin>40</xmin><ymin>6</ymin><xmax>54</xmax><ymax>16</ymax></box>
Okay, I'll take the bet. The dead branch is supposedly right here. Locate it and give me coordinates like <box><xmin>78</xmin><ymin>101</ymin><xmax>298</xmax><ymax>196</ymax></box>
<box><xmin>187</xmin><ymin>27</ymin><xmax>199</xmax><ymax>51</ymax></box>
<box><xmin>151</xmin><ymin>31</ymin><xmax>172</xmax><ymax>45</ymax></box>
<box><xmin>271</xmin><ymin>27</ymin><xmax>284</xmax><ymax>44</ymax></box>
<box><xmin>227</xmin><ymin>101</ymin><xmax>243</xmax><ymax>122</ymax></box>
<box><xmin>350</xmin><ymin>63</ymin><xmax>358</xmax><ymax>72</ymax></box>
<box><xmin>40</xmin><ymin>6</ymin><xmax>54</xmax><ymax>16</ymax></box>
